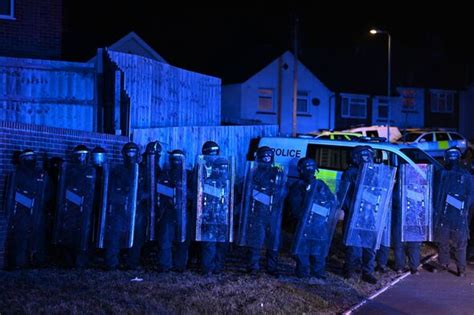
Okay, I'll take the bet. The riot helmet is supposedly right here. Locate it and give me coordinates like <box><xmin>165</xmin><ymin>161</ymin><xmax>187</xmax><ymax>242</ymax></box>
<box><xmin>202</xmin><ymin>141</ymin><xmax>220</xmax><ymax>156</ymax></box>
<box><xmin>444</xmin><ymin>146</ymin><xmax>462</xmax><ymax>169</ymax></box>
<box><xmin>91</xmin><ymin>146</ymin><xmax>107</xmax><ymax>167</ymax></box>
<box><xmin>72</xmin><ymin>145</ymin><xmax>90</xmax><ymax>165</ymax></box>
<box><xmin>351</xmin><ymin>145</ymin><xmax>374</xmax><ymax>166</ymax></box>
<box><xmin>18</xmin><ymin>149</ymin><xmax>36</xmax><ymax>169</ymax></box>
<box><xmin>297</xmin><ymin>157</ymin><xmax>318</xmax><ymax>182</ymax></box>
<box><xmin>122</xmin><ymin>142</ymin><xmax>140</xmax><ymax>164</ymax></box>
<box><xmin>169</xmin><ymin>149</ymin><xmax>185</xmax><ymax>168</ymax></box>
<box><xmin>146</xmin><ymin>141</ymin><xmax>162</xmax><ymax>156</ymax></box>
<box><xmin>255</xmin><ymin>146</ymin><xmax>274</xmax><ymax>164</ymax></box>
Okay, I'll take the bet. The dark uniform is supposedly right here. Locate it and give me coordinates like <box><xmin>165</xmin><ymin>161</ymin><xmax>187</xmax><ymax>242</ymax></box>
<box><xmin>434</xmin><ymin>147</ymin><xmax>474</xmax><ymax>277</ymax></box>
<box><xmin>5</xmin><ymin>149</ymin><xmax>50</xmax><ymax>269</ymax></box>
<box><xmin>238</xmin><ymin>146</ymin><xmax>286</xmax><ymax>276</ymax></box>
<box><xmin>156</xmin><ymin>149</ymin><xmax>188</xmax><ymax>272</ymax></box>
<box><xmin>53</xmin><ymin>145</ymin><xmax>96</xmax><ymax>268</ymax></box>
<box><xmin>102</xmin><ymin>142</ymin><xmax>140</xmax><ymax>270</ymax></box>
<box><xmin>287</xmin><ymin>158</ymin><xmax>338</xmax><ymax>279</ymax></box>
<box><xmin>343</xmin><ymin>146</ymin><xmax>378</xmax><ymax>284</ymax></box>
<box><xmin>196</xmin><ymin>141</ymin><xmax>232</xmax><ymax>275</ymax></box>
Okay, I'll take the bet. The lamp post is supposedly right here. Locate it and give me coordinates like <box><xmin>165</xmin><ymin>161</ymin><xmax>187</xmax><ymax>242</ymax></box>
<box><xmin>370</xmin><ymin>29</ymin><xmax>391</xmax><ymax>142</ymax></box>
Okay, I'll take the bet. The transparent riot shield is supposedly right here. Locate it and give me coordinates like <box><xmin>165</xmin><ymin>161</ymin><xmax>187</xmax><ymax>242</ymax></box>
<box><xmin>6</xmin><ymin>168</ymin><xmax>49</xmax><ymax>253</ymax></box>
<box><xmin>97</xmin><ymin>163</ymin><xmax>138</xmax><ymax>249</ymax></box>
<box><xmin>195</xmin><ymin>155</ymin><xmax>235</xmax><ymax>242</ymax></box>
<box><xmin>343</xmin><ymin>163</ymin><xmax>396</xmax><ymax>249</ymax></box>
<box><xmin>156</xmin><ymin>158</ymin><xmax>187</xmax><ymax>243</ymax></box>
<box><xmin>399</xmin><ymin>164</ymin><xmax>434</xmax><ymax>242</ymax></box>
<box><xmin>53</xmin><ymin>163</ymin><xmax>97</xmax><ymax>251</ymax></box>
<box><xmin>291</xmin><ymin>180</ymin><xmax>337</xmax><ymax>256</ymax></box>
<box><xmin>237</xmin><ymin>161</ymin><xmax>287</xmax><ymax>251</ymax></box>
<box><xmin>434</xmin><ymin>169</ymin><xmax>472</xmax><ymax>241</ymax></box>
<box><xmin>379</xmin><ymin>200</ymin><xmax>392</xmax><ymax>249</ymax></box>
<box><xmin>146</xmin><ymin>153</ymin><xmax>157</xmax><ymax>241</ymax></box>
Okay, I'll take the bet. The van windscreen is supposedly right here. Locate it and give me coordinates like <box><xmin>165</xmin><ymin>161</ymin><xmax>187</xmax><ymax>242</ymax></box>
<box><xmin>306</xmin><ymin>144</ymin><xmax>352</xmax><ymax>171</ymax></box>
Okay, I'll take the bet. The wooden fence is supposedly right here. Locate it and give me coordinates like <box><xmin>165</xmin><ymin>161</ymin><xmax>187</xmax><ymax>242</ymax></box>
<box><xmin>108</xmin><ymin>51</ymin><xmax>221</xmax><ymax>129</ymax></box>
<box><xmin>0</xmin><ymin>56</ymin><xmax>96</xmax><ymax>131</ymax></box>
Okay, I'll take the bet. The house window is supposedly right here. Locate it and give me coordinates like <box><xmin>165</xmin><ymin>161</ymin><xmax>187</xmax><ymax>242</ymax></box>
<box><xmin>257</xmin><ymin>88</ymin><xmax>274</xmax><ymax>112</ymax></box>
<box><xmin>297</xmin><ymin>91</ymin><xmax>309</xmax><ymax>113</ymax></box>
<box><xmin>431</xmin><ymin>91</ymin><xmax>454</xmax><ymax>113</ymax></box>
<box><xmin>0</xmin><ymin>0</ymin><xmax>14</xmax><ymax>19</ymax></box>
<box><xmin>377</xmin><ymin>98</ymin><xmax>388</xmax><ymax>119</ymax></box>
<box><xmin>341</xmin><ymin>96</ymin><xmax>367</xmax><ymax>119</ymax></box>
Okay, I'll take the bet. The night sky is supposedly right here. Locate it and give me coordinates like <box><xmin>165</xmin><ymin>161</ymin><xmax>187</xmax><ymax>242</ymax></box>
<box><xmin>62</xmin><ymin>4</ymin><xmax>474</xmax><ymax>93</ymax></box>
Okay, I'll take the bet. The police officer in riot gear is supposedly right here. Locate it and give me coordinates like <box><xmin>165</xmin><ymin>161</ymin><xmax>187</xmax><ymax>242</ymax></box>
<box><xmin>434</xmin><ymin>147</ymin><xmax>474</xmax><ymax>277</ymax></box>
<box><xmin>54</xmin><ymin>145</ymin><xmax>96</xmax><ymax>268</ymax></box>
<box><xmin>342</xmin><ymin>145</ymin><xmax>378</xmax><ymax>284</ymax></box>
<box><xmin>156</xmin><ymin>149</ymin><xmax>189</xmax><ymax>272</ymax></box>
<box><xmin>196</xmin><ymin>141</ymin><xmax>233</xmax><ymax>275</ymax></box>
<box><xmin>102</xmin><ymin>142</ymin><xmax>141</xmax><ymax>270</ymax></box>
<box><xmin>6</xmin><ymin>149</ymin><xmax>50</xmax><ymax>269</ymax></box>
<box><xmin>287</xmin><ymin>158</ymin><xmax>337</xmax><ymax>280</ymax></box>
<box><xmin>239</xmin><ymin>146</ymin><xmax>286</xmax><ymax>277</ymax></box>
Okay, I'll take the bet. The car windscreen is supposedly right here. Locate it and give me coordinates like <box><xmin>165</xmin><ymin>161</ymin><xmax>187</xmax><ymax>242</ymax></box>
<box><xmin>400</xmin><ymin>148</ymin><xmax>442</xmax><ymax>167</ymax></box>
<box><xmin>403</xmin><ymin>133</ymin><xmax>422</xmax><ymax>142</ymax></box>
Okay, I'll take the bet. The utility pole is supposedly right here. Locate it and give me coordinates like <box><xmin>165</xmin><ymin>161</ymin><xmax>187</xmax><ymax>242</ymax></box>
<box><xmin>292</xmin><ymin>17</ymin><xmax>299</xmax><ymax>137</ymax></box>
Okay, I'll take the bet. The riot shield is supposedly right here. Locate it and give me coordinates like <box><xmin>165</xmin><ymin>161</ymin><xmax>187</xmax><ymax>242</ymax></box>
<box><xmin>156</xmin><ymin>158</ymin><xmax>187</xmax><ymax>243</ymax></box>
<box><xmin>291</xmin><ymin>179</ymin><xmax>344</xmax><ymax>256</ymax></box>
<box><xmin>146</xmin><ymin>153</ymin><xmax>158</xmax><ymax>241</ymax></box>
<box><xmin>343</xmin><ymin>163</ymin><xmax>396</xmax><ymax>249</ymax></box>
<box><xmin>237</xmin><ymin>161</ymin><xmax>287</xmax><ymax>251</ymax></box>
<box><xmin>399</xmin><ymin>164</ymin><xmax>433</xmax><ymax>242</ymax></box>
<box><xmin>53</xmin><ymin>163</ymin><xmax>97</xmax><ymax>251</ymax></box>
<box><xmin>379</xmin><ymin>199</ymin><xmax>392</xmax><ymax>249</ymax></box>
<box><xmin>434</xmin><ymin>169</ymin><xmax>472</xmax><ymax>240</ymax></box>
<box><xmin>97</xmin><ymin>163</ymin><xmax>139</xmax><ymax>249</ymax></box>
<box><xmin>195</xmin><ymin>155</ymin><xmax>235</xmax><ymax>242</ymax></box>
<box><xmin>92</xmin><ymin>163</ymin><xmax>109</xmax><ymax>245</ymax></box>
<box><xmin>6</xmin><ymin>168</ymin><xmax>49</xmax><ymax>253</ymax></box>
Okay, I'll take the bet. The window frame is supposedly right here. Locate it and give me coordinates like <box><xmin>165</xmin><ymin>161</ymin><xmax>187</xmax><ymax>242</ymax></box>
<box><xmin>0</xmin><ymin>0</ymin><xmax>15</xmax><ymax>20</ymax></box>
<box><xmin>341</xmin><ymin>95</ymin><xmax>368</xmax><ymax>119</ymax></box>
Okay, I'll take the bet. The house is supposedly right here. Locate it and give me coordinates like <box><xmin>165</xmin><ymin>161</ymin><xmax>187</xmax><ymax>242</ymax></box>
<box><xmin>0</xmin><ymin>0</ymin><xmax>62</xmax><ymax>59</ymax></box>
<box><xmin>221</xmin><ymin>51</ymin><xmax>334</xmax><ymax>135</ymax></box>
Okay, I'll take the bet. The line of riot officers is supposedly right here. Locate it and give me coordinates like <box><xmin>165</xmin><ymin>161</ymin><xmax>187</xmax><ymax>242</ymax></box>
<box><xmin>5</xmin><ymin>141</ymin><xmax>474</xmax><ymax>284</ymax></box>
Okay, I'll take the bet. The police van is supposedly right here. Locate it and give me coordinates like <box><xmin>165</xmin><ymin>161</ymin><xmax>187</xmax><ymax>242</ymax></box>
<box><xmin>256</xmin><ymin>136</ymin><xmax>442</xmax><ymax>192</ymax></box>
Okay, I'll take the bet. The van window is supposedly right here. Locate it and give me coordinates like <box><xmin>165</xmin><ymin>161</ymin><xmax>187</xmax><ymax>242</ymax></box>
<box><xmin>400</xmin><ymin>148</ymin><xmax>440</xmax><ymax>166</ymax></box>
<box><xmin>306</xmin><ymin>144</ymin><xmax>351</xmax><ymax>171</ymax></box>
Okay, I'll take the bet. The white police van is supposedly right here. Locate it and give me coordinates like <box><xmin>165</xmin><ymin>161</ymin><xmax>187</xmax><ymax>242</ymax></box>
<box><xmin>257</xmin><ymin>136</ymin><xmax>442</xmax><ymax>192</ymax></box>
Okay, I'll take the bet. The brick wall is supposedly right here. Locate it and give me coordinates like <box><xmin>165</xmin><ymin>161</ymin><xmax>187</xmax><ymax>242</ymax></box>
<box><xmin>0</xmin><ymin>0</ymin><xmax>62</xmax><ymax>59</ymax></box>
<box><xmin>0</xmin><ymin>121</ymin><xmax>129</xmax><ymax>268</ymax></box>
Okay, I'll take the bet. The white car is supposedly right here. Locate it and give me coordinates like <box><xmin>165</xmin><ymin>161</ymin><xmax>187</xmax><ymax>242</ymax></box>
<box><xmin>400</xmin><ymin>131</ymin><xmax>468</xmax><ymax>158</ymax></box>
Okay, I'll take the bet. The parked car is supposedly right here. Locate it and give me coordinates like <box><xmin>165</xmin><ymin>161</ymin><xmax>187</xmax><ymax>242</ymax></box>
<box><xmin>343</xmin><ymin>125</ymin><xmax>402</xmax><ymax>143</ymax></box>
<box><xmin>399</xmin><ymin>130</ymin><xmax>468</xmax><ymax>158</ymax></box>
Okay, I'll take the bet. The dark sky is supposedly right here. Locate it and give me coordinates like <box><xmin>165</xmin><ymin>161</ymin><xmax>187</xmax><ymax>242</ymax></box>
<box><xmin>62</xmin><ymin>4</ymin><xmax>474</xmax><ymax>92</ymax></box>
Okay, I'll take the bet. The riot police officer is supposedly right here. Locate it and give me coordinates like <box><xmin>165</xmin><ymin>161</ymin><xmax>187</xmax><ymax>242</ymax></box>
<box><xmin>54</xmin><ymin>145</ymin><xmax>96</xmax><ymax>268</ymax></box>
<box><xmin>434</xmin><ymin>147</ymin><xmax>474</xmax><ymax>277</ymax></box>
<box><xmin>342</xmin><ymin>145</ymin><xmax>378</xmax><ymax>284</ymax></box>
<box><xmin>195</xmin><ymin>141</ymin><xmax>234</xmax><ymax>275</ymax></box>
<box><xmin>287</xmin><ymin>158</ymin><xmax>338</xmax><ymax>280</ymax></box>
<box><xmin>6</xmin><ymin>149</ymin><xmax>50</xmax><ymax>269</ymax></box>
<box><xmin>238</xmin><ymin>146</ymin><xmax>286</xmax><ymax>277</ymax></box>
<box><xmin>101</xmin><ymin>142</ymin><xmax>140</xmax><ymax>270</ymax></box>
<box><xmin>156</xmin><ymin>149</ymin><xmax>188</xmax><ymax>272</ymax></box>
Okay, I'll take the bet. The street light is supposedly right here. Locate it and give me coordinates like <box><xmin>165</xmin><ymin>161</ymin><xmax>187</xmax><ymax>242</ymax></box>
<box><xmin>370</xmin><ymin>28</ymin><xmax>391</xmax><ymax>142</ymax></box>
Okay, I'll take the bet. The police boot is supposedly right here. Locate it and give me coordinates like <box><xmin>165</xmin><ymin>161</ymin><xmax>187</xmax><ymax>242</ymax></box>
<box><xmin>432</xmin><ymin>263</ymin><xmax>449</xmax><ymax>273</ymax></box>
<box><xmin>361</xmin><ymin>273</ymin><xmax>378</xmax><ymax>285</ymax></box>
<box><xmin>457</xmin><ymin>267</ymin><xmax>466</xmax><ymax>277</ymax></box>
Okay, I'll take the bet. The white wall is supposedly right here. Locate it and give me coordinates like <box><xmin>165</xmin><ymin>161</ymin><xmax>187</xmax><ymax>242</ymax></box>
<box><xmin>222</xmin><ymin>51</ymin><xmax>333</xmax><ymax>135</ymax></box>
<box><xmin>394</xmin><ymin>87</ymin><xmax>425</xmax><ymax>128</ymax></box>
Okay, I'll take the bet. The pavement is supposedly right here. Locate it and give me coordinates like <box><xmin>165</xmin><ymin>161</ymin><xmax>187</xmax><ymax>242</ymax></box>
<box><xmin>352</xmin><ymin>263</ymin><xmax>474</xmax><ymax>315</ymax></box>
